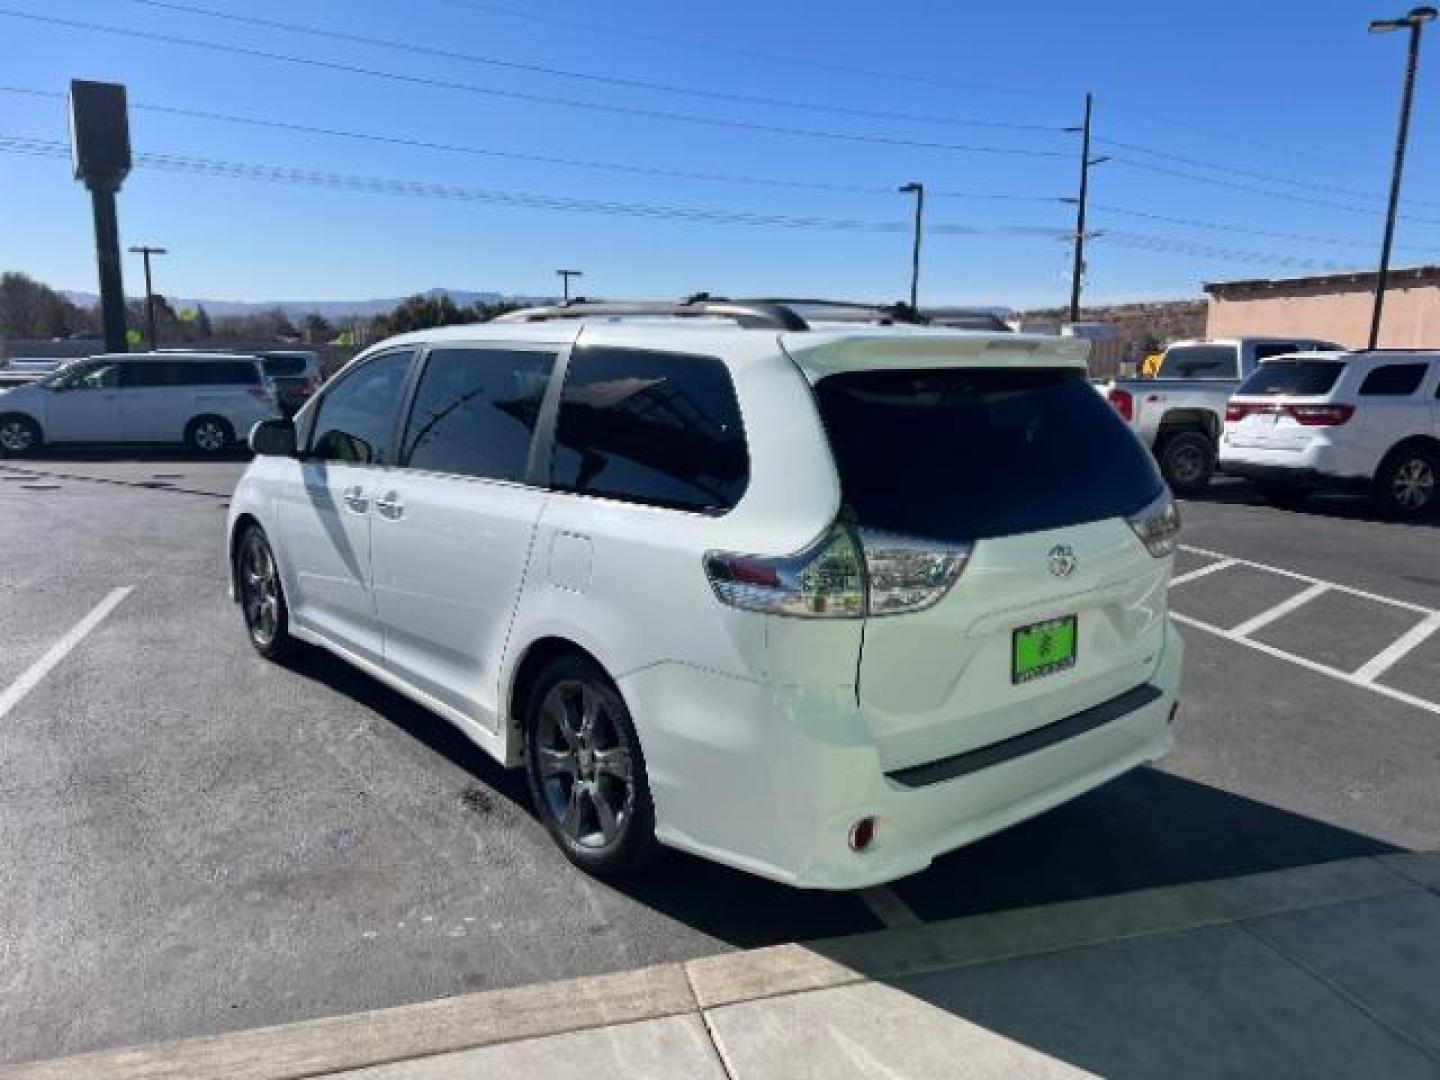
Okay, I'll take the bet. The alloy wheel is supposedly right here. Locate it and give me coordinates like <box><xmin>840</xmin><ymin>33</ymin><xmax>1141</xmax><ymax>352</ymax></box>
<box><xmin>0</xmin><ymin>419</ymin><xmax>35</xmax><ymax>452</ymax></box>
<box><xmin>239</xmin><ymin>534</ymin><xmax>282</xmax><ymax>647</ymax></box>
<box><xmin>533</xmin><ymin>680</ymin><xmax>635</xmax><ymax>850</ymax></box>
<box><xmin>194</xmin><ymin>421</ymin><xmax>227</xmax><ymax>452</ymax></box>
<box><xmin>1392</xmin><ymin>457</ymin><xmax>1435</xmax><ymax>511</ymax></box>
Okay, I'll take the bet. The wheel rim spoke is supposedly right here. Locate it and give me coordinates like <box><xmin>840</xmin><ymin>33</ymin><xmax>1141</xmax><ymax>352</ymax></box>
<box><xmin>592</xmin><ymin>746</ymin><xmax>632</xmax><ymax>783</ymax></box>
<box><xmin>591</xmin><ymin>786</ymin><xmax>619</xmax><ymax>841</ymax></box>
<box><xmin>537</xmin><ymin>745</ymin><xmax>577</xmax><ymax>779</ymax></box>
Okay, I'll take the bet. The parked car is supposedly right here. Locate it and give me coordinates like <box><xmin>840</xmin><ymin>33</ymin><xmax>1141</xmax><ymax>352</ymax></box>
<box><xmin>227</xmin><ymin>298</ymin><xmax>1183</xmax><ymax>889</ymax></box>
<box><xmin>1220</xmin><ymin>350</ymin><xmax>1440</xmax><ymax>518</ymax></box>
<box><xmin>0</xmin><ymin>352</ymin><xmax>281</xmax><ymax>455</ymax></box>
<box><xmin>257</xmin><ymin>350</ymin><xmax>325</xmax><ymax>417</ymax></box>
<box><xmin>1105</xmin><ymin>336</ymin><xmax>1340</xmax><ymax>495</ymax></box>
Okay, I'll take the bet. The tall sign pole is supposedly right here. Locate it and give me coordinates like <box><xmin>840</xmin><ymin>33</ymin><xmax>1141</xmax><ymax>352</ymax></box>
<box><xmin>69</xmin><ymin>80</ymin><xmax>133</xmax><ymax>353</ymax></box>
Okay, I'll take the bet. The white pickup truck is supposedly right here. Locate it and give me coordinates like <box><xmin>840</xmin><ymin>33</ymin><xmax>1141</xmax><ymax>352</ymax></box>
<box><xmin>1104</xmin><ymin>336</ymin><xmax>1340</xmax><ymax>494</ymax></box>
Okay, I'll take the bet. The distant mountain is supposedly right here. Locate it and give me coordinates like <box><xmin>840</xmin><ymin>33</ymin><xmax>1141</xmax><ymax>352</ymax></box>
<box><xmin>58</xmin><ymin>287</ymin><xmax>554</xmax><ymax>320</ymax></box>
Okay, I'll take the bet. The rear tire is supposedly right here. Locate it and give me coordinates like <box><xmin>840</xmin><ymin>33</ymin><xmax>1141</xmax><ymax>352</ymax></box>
<box><xmin>186</xmin><ymin>415</ymin><xmax>234</xmax><ymax>454</ymax></box>
<box><xmin>1156</xmin><ymin>430</ymin><xmax>1214</xmax><ymax>497</ymax></box>
<box><xmin>236</xmin><ymin>525</ymin><xmax>297</xmax><ymax>660</ymax></box>
<box><xmin>522</xmin><ymin>654</ymin><xmax>659</xmax><ymax>877</ymax></box>
<box><xmin>1372</xmin><ymin>444</ymin><xmax>1439</xmax><ymax>519</ymax></box>
<box><xmin>0</xmin><ymin>414</ymin><xmax>42</xmax><ymax>456</ymax></box>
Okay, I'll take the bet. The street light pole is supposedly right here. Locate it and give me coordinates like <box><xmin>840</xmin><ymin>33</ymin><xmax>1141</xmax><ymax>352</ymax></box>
<box><xmin>898</xmin><ymin>182</ymin><xmax>924</xmax><ymax>310</ymax></box>
<box><xmin>557</xmin><ymin>269</ymin><xmax>583</xmax><ymax>302</ymax></box>
<box><xmin>128</xmin><ymin>244</ymin><xmax>167</xmax><ymax>350</ymax></box>
<box><xmin>1367</xmin><ymin>6</ymin><xmax>1436</xmax><ymax>349</ymax></box>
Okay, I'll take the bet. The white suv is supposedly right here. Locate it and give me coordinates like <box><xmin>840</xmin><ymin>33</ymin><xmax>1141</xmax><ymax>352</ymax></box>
<box><xmin>1220</xmin><ymin>350</ymin><xmax>1440</xmax><ymax>517</ymax></box>
<box><xmin>0</xmin><ymin>352</ymin><xmax>280</xmax><ymax>454</ymax></box>
<box><xmin>226</xmin><ymin>299</ymin><xmax>1184</xmax><ymax>889</ymax></box>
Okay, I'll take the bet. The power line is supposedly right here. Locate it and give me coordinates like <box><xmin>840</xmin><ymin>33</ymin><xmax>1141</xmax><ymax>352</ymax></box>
<box><xmin>433</xmin><ymin>0</ymin><xmax>1077</xmax><ymax>103</ymax></box>
<box><xmin>119</xmin><ymin>0</ymin><xmax>1065</xmax><ymax>133</ymax></box>
<box><xmin>1095</xmin><ymin>135</ymin><xmax>1440</xmax><ymax>210</ymax></box>
<box><xmin>0</xmin><ymin>134</ymin><xmax>1372</xmax><ymax>272</ymax></box>
<box><xmin>0</xmin><ymin>84</ymin><xmax>1064</xmax><ymax>202</ymax></box>
<box><xmin>1108</xmin><ymin>154</ymin><xmax>1440</xmax><ymax>226</ymax></box>
<box><xmin>0</xmin><ymin>9</ymin><xmax>1070</xmax><ymax>158</ymax></box>
<box><xmin>0</xmin><ymin>134</ymin><xmax>1040</xmax><ymax>233</ymax></box>
<box><xmin>1090</xmin><ymin>201</ymin><xmax>1440</xmax><ymax>255</ymax></box>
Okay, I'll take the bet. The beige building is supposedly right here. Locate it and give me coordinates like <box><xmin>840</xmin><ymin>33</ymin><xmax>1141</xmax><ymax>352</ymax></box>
<box><xmin>1204</xmin><ymin>265</ymin><xmax>1440</xmax><ymax>348</ymax></box>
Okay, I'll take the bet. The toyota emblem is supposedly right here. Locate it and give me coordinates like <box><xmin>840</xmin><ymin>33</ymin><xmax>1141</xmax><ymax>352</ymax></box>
<box><xmin>1048</xmin><ymin>544</ymin><xmax>1077</xmax><ymax>577</ymax></box>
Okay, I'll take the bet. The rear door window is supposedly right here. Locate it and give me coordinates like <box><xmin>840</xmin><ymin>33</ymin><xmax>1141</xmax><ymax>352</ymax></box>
<box><xmin>1252</xmin><ymin>343</ymin><xmax>1297</xmax><ymax>361</ymax></box>
<box><xmin>401</xmin><ymin>347</ymin><xmax>556</xmax><ymax>482</ymax></box>
<box><xmin>1359</xmin><ymin>363</ymin><xmax>1427</xmax><ymax>396</ymax></box>
<box><xmin>1237</xmin><ymin>361</ymin><xmax>1347</xmax><ymax>396</ymax></box>
<box><xmin>309</xmin><ymin>350</ymin><xmax>414</xmax><ymax>465</ymax></box>
<box><xmin>814</xmin><ymin>367</ymin><xmax>1163</xmax><ymax>542</ymax></box>
<box><xmin>549</xmin><ymin>346</ymin><xmax>749</xmax><ymax>514</ymax></box>
<box><xmin>120</xmin><ymin>360</ymin><xmax>188</xmax><ymax>388</ymax></box>
<box><xmin>263</xmin><ymin>356</ymin><xmax>308</xmax><ymax>378</ymax></box>
<box><xmin>1156</xmin><ymin>345</ymin><xmax>1237</xmax><ymax>379</ymax></box>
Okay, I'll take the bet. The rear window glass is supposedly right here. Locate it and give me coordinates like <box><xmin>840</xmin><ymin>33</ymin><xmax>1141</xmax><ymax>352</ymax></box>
<box><xmin>262</xmin><ymin>356</ymin><xmax>308</xmax><ymax>377</ymax></box>
<box><xmin>814</xmin><ymin>367</ymin><xmax>1163</xmax><ymax>542</ymax></box>
<box><xmin>1156</xmin><ymin>345</ymin><xmax>1237</xmax><ymax>379</ymax></box>
<box><xmin>1359</xmin><ymin>363</ymin><xmax>1427</xmax><ymax>396</ymax></box>
<box><xmin>189</xmin><ymin>361</ymin><xmax>260</xmax><ymax>386</ymax></box>
<box><xmin>1237</xmin><ymin>361</ymin><xmax>1346</xmax><ymax>396</ymax></box>
<box><xmin>549</xmin><ymin>346</ymin><xmax>748</xmax><ymax>514</ymax></box>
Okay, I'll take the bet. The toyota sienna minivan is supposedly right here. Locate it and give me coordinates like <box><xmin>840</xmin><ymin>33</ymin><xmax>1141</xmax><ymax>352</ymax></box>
<box><xmin>227</xmin><ymin>299</ymin><xmax>1183</xmax><ymax>889</ymax></box>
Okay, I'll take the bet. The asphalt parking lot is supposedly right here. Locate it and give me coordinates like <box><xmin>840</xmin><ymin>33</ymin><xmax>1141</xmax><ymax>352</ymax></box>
<box><xmin>1</xmin><ymin>455</ymin><xmax>1437</xmax><ymax>1064</ymax></box>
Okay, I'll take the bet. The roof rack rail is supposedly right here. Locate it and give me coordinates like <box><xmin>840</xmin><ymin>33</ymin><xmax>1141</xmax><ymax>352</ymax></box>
<box><xmin>740</xmin><ymin>297</ymin><xmax>928</xmax><ymax>325</ymax></box>
<box><xmin>492</xmin><ymin>294</ymin><xmax>809</xmax><ymax>331</ymax></box>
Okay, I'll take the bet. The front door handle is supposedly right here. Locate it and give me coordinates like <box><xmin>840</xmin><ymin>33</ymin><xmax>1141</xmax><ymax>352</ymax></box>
<box><xmin>375</xmin><ymin>490</ymin><xmax>404</xmax><ymax>520</ymax></box>
<box><xmin>342</xmin><ymin>485</ymin><xmax>369</xmax><ymax>513</ymax></box>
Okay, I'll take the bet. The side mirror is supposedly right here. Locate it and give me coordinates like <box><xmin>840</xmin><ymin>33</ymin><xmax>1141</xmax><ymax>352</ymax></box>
<box><xmin>250</xmin><ymin>418</ymin><xmax>298</xmax><ymax>457</ymax></box>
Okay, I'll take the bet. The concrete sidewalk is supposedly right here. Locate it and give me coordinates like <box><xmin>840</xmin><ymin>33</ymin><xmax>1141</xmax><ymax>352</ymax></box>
<box><xmin>4</xmin><ymin>853</ymin><xmax>1438</xmax><ymax>1079</ymax></box>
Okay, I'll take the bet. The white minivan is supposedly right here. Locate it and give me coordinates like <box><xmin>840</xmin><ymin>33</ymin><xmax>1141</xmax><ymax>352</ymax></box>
<box><xmin>1220</xmin><ymin>350</ymin><xmax>1440</xmax><ymax>517</ymax></box>
<box><xmin>0</xmin><ymin>352</ymin><xmax>281</xmax><ymax>454</ymax></box>
<box><xmin>227</xmin><ymin>300</ymin><xmax>1184</xmax><ymax>889</ymax></box>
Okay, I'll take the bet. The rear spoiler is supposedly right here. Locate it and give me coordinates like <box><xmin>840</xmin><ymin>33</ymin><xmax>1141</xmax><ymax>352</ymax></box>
<box><xmin>781</xmin><ymin>332</ymin><xmax>1091</xmax><ymax>379</ymax></box>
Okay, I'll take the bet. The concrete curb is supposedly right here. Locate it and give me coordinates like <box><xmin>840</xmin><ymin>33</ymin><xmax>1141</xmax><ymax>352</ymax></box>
<box><xmin>3</xmin><ymin>852</ymin><xmax>1434</xmax><ymax>1080</ymax></box>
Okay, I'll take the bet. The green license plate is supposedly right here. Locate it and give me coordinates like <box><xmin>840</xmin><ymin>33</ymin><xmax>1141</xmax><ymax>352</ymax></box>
<box><xmin>1012</xmin><ymin>616</ymin><xmax>1078</xmax><ymax>684</ymax></box>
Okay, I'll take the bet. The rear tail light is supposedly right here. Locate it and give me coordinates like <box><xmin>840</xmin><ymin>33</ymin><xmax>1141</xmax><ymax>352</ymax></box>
<box><xmin>1107</xmin><ymin>387</ymin><xmax>1133</xmax><ymax>422</ymax></box>
<box><xmin>1127</xmin><ymin>491</ymin><xmax>1181</xmax><ymax>558</ymax></box>
<box><xmin>1289</xmin><ymin>403</ymin><xmax>1354</xmax><ymax>426</ymax></box>
<box><xmin>704</xmin><ymin>522</ymin><xmax>970</xmax><ymax>618</ymax></box>
<box><xmin>1226</xmin><ymin>401</ymin><xmax>1353</xmax><ymax>427</ymax></box>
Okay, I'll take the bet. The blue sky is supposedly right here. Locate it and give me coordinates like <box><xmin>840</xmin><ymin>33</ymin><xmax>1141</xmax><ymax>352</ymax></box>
<box><xmin>1</xmin><ymin>0</ymin><xmax>1438</xmax><ymax>308</ymax></box>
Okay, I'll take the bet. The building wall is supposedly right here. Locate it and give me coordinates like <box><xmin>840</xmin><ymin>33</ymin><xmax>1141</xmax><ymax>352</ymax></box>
<box><xmin>1206</xmin><ymin>280</ymin><xmax>1440</xmax><ymax>348</ymax></box>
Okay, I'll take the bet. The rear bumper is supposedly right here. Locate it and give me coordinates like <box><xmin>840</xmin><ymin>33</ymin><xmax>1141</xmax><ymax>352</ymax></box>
<box><xmin>1219</xmin><ymin>434</ymin><xmax>1373</xmax><ymax>486</ymax></box>
<box><xmin>1220</xmin><ymin>461</ymin><xmax>1371</xmax><ymax>493</ymax></box>
<box><xmin>623</xmin><ymin>619</ymin><xmax>1183</xmax><ymax>890</ymax></box>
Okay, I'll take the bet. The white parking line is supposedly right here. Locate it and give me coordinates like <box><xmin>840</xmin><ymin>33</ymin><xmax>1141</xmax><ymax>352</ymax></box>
<box><xmin>1352</xmin><ymin>612</ymin><xmax>1440</xmax><ymax>685</ymax></box>
<box><xmin>858</xmin><ymin>886</ymin><xmax>924</xmax><ymax>929</ymax></box>
<box><xmin>0</xmin><ymin>588</ymin><xmax>133</xmax><ymax>722</ymax></box>
<box><xmin>1169</xmin><ymin>558</ymin><xmax>1239</xmax><ymax>586</ymax></box>
<box><xmin>1229</xmin><ymin>582</ymin><xmax>1331</xmax><ymax>639</ymax></box>
<box><xmin>1179</xmin><ymin>544</ymin><xmax>1434</xmax><ymax>616</ymax></box>
<box><xmin>1172</xmin><ymin>613</ymin><xmax>1440</xmax><ymax>718</ymax></box>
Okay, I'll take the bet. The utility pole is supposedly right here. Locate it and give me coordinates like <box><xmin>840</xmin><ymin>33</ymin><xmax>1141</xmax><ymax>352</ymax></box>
<box><xmin>898</xmin><ymin>182</ymin><xmax>924</xmax><ymax>310</ymax></box>
<box><xmin>1065</xmin><ymin>93</ymin><xmax>1108</xmax><ymax>324</ymax></box>
<box><xmin>129</xmin><ymin>244</ymin><xmax>167</xmax><ymax>350</ymax></box>
<box><xmin>557</xmin><ymin>269</ymin><xmax>583</xmax><ymax>302</ymax></box>
<box><xmin>1367</xmin><ymin>6</ymin><xmax>1436</xmax><ymax>349</ymax></box>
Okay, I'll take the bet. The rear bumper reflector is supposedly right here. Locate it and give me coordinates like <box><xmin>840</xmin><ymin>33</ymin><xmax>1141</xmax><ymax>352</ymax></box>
<box><xmin>886</xmin><ymin>683</ymin><xmax>1164</xmax><ymax>790</ymax></box>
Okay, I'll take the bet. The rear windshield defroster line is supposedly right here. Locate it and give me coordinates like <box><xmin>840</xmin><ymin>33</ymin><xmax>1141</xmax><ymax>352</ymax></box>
<box><xmin>814</xmin><ymin>367</ymin><xmax>1164</xmax><ymax>543</ymax></box>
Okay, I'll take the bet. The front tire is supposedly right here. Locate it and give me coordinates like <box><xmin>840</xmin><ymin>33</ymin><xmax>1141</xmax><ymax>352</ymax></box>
<box><xmin>1373</xmin><ymin>445</ymin><xmax>1438</xmax><ymax>519</ymax></box>
<box><xmin>0</xmin><ymin>414</ymin><xmax>42</xmax><ymax>456</ymax></box>
<box><xmin>522</xmin><ymin>655</ymin><xmax>658</xmax><ymax>877</ymax></box>
<box><xmin>186</xmin><ymin>415</ymin><xmax>235</xmax><ymax>454</ymax></box>
<box><xmin>236</xmin><ymin>526</ymin><xmax>296</xmax><ymax>660</ymax></box>
<box><xmin>1156</xmin><ymin>430</ymin><xmax>1214</xmax><ymax>497</ymax></box>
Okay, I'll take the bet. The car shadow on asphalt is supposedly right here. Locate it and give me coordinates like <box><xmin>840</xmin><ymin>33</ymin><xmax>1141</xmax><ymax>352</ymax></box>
<box><xmin>1191</xmin><ymin>477</ymin><xmax>1438</xmax><ymax>528</ymax></box>
<box><xmin>274</xmin><ymin>642</ymin><xmax>1402</xmax><ymax>949</ymax></box>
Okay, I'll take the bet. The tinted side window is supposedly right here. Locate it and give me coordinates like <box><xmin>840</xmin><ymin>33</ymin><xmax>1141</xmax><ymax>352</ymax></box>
<box><xmin>121</xmin><ymin>361</ymin><xmax>186</xmax><ymax>388</ymax></box>
<box><xmin>549</xmin><ymin>347</ymin><xmax>749</xmax><ymax>514</ymax></box>
<box><xmin>310</xmin><ymin>351</ymin><xmax>414</xmax><ymax>465</ymax></box>
<box><xmin>193</xmin><ymin>361</ymin><xmax>261</xmax><ymax>386</ymax></box>
<box><xmin>1359</xmin><ymin>363</ymin><xmax>1427</xmax><ymax>396</ymax></box>
<box><xmin>1252</xmin><ymin>343</ymin><xmax>1297</xmax><ymax>361</ymax></box>
<box><xmin>401</xmin><ymin>348</ymin><xmax>556</xmax><ymax>481</ymax></box>
<box><xmin>263</xmin><ymin>356</ymin><xmax>307</xmax><ymax>377</ymax></box>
